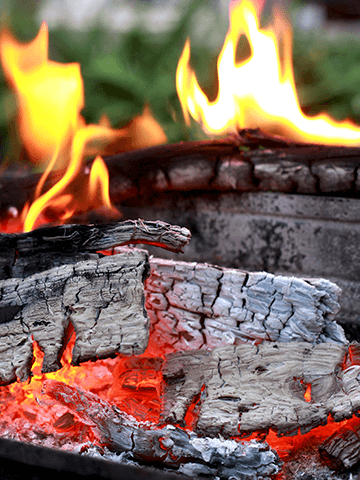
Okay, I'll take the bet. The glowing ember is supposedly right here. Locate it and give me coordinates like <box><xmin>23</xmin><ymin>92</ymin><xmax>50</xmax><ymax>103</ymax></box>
<box><xmin>176</xmin><ymin>0</ymin><xmax>360</xmax><ymax>145</ymax></box>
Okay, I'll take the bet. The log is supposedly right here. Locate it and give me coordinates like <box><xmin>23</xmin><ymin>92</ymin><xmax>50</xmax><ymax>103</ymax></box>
<box><xmin>2</xmin><ymin>129</ymin><xmax>360</xmax><ymax>216</ymax></box>
<box><xmin>0</xmin><ymin>221</ymin><xmax>190</xmax><ymax>385</ymax></box>
<box><xmin>0</xmin><ymin>219</ymin><xmax>191</xmax><ymax>279</ymax></box>
<box><xmin>145</xmin><ymin>257</ymin><xmax>346</xmax><ymax>354</ymax></box>
<box><xmin>319</xmin><ymin>423</ymin><xmax>360</xmax><ymax>470</ymax></box>
<box><xmin>43</xmin><ymin>379</ymin><xmax>282</xmax><ymax>480</ymax></box>
<box><xmin>0</xmin><ymin>249</ymin><xmax>149</xmax><ymax>385</ymax></box>
<box><xmin>160</xmin><ymin>341</ymin><xmax>360</xmax><ymax>437</ymax></box>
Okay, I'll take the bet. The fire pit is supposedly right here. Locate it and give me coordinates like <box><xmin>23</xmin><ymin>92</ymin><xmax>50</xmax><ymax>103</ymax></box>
<box><xmin>2</xmin><ymin>0</ymin><xmax>360</xmax><ymax>479</ymax></box>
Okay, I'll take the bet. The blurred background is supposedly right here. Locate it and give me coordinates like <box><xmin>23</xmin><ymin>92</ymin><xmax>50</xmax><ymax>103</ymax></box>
<box><xmin>1</xmin><ymin>0</ymin><xmax>360</xmax><ymax>158</ymax></box>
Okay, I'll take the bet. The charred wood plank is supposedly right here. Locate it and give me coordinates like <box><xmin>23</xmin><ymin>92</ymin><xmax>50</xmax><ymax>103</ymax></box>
<box><xmin>43</xmin><ymin>379</ymin><xmax>282</xmax><ymax>480</ymax></box>
<box><xmin>319</xmin><ymin>423</ymin><xmax>360</xmax><ymax>470</ymax></box>
<box><xmin>145</xmin><ymin>257</ymin><xmax>346</xmax><ymax>354</ymax></box>
<box><xmin>160</xmin><ymin>342</ymin><xmax>360</xmax><ymax>437</ymax></box>
<box><xmin>0</xmin><ymin>219</ymin><xmax>190</xmax><ymax>279</ymax></box>
<box><xmin>0</xmin><ymin>249</ymin><xmax>149</xmax><ymax>384</ymax></box>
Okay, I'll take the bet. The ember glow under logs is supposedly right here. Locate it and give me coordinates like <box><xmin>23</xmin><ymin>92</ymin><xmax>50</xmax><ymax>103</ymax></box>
<box><xmin>1</xmin><ymin>0</ymin><xmax>360</xmax><ymax>479</ymax></box>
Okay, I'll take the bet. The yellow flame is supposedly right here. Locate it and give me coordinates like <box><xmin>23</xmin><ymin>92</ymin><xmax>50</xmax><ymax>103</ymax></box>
<box><xmin>89</xmin><ymin>155</ymin><xmax>113</xmax><ymax>210</ymax></box>
<box><xmin>0</xmin><ymin>22</ymin><xmax>83</xmax><ymax>163</ymax></box>
<box><xmin>0</xmin><ymin>22</ymin><xmax>164</xmax><ymax>232</ymax></box>
<box><xmin>176</xmin><ymin>0</ymin><xmax>360</xmax><ymax>145</ymax></box>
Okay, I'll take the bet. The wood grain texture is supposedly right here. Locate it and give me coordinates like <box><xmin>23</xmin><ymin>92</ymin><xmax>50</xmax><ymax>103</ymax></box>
<box><xmin>43</xmin><ymin>379</ymin><xmax>282</xmax><ymax>480</ymax></box>
<box><xmin>0</xmin><ymin>250</ymin><xmax>149</xmax><ymax>385</ymax></box>
<box><xmin>160</xmin><ymin>342</ymin><xmax>360</xmax><ymax>437</ymax></box>
<box><xmin>0</xmin><ymin>219</ymin><xmax>191</xmax><ymax>280</ymax></box>
<box><xmin>3</xmin><ymin>129</ymin><xmax>360</xmax><ymax>217</ymax></box>
<box><xmin>145</xmin><ymin>257</ymin><xmax>346</xmax><ymax>354</ymax></box>
<box><xmin>319</xmin><ymin>422</ymin><xmax>360</xmax><ymax>470</ymax></box>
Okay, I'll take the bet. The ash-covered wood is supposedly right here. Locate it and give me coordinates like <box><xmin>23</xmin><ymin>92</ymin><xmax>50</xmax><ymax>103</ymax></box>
<box><xmin>0</xmin><ymin>249</ymin><xmax>149</xmax><ymax>385</ymax></box>
<box><xmin>145</xmin><ymin>257</ymin><xmax>346</xmax><ymax>353</ymax></box>
<box><xmin>160</xmin><ymin>342</ymin><xmax>360</xmax><ymax>437</ymax></box>
<box><xmin>43</xmin><ymin>379</ymin><xmax>282</xmax><ymax>479</ymax></box>
<box><xmin>2</xmin><ymin>129</ymin><xmax>360</xmax><ymax>217</ymax></box>
<box><xmin>319</xmin><ymin>423</ymin><xmax>360</xmax><ymax>470</ymax></box>
<box><xmin>0</xmin><ymin>219</ymin><xmax>190</xmax><ymax>280</ymax></box>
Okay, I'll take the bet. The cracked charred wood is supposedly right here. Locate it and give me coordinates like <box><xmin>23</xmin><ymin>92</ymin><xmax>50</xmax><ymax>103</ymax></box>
<box><xmin>0</xmin><ymin>219</ymin><xmax>190</xmax><ymax>279</ymax></box>
<box><xmin>160</xmin><ymin>341</ymin><xmax>360</xmax><ymax>437</ymax></box>
<box><xmin>0</xmin><ymin>249</ymin><xmax>150</xmax><ymax>385</ymax></box>
<box><xmin>319</xmin><ymin>423</ymin><xmax>360</xmax><ymax>470</ymax></box>
<box><xmin>3</xmin><ymin>129</ymin><xmax>360</xmax><ymax>216</ymax></box>
<box><xmin>43</xmin><ymin>379</ymin><xmax>282</xmax><ymax>480</ymax></box>
<box><xmin>144</xmin><ymin>257</ymin><xmax>346</xmax><ymax>354</ymax></box>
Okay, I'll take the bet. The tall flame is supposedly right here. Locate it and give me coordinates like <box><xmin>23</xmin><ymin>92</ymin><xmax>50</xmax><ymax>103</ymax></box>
<box><xmin>0</xmin><ymin>22</ymin><xmax>166</xmax><ymax>233</ymax></box>
<box><xmin>176</xmin><ymin>0</ymin><xmax>360</xmax><ymax>145</ymax></box>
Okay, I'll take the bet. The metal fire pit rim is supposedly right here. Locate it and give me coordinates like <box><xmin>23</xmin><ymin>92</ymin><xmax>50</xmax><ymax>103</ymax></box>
<box><xmin>0</xmin><ymin>436</ymin><xmax>190</xmax><ymax>480</ymax></box>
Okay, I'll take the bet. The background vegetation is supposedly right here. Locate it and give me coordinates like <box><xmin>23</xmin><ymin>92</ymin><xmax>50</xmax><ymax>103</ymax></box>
<box><xmin>1</xmin><ymin>0</ymin><xmax>360</xmax><ymax>159</ymax></box>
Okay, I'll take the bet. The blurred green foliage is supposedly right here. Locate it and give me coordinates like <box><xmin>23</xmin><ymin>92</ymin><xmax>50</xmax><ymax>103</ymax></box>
<box><xmin>1</xmin><ymin>0</ymin><xmax>360</xmax><ymax>160</ymax></box>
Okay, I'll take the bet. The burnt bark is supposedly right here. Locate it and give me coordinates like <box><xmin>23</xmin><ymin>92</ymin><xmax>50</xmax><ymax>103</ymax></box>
<box><xmin>160</xmin><ymin>341</ymin><xmax>360</xmax><ymax>438</ymax></box>
<box><xmin>43</xmin><ymin>379</ymin><xmax>282</xmax><ymax>480</ymax></box>
<box><xmin>319</xmin><ymin>423</ymin><xmax>360</xmax><ymax>470</ymax></box>
<box><xmin>145</xmin><ymin>257</ymin><xmax>346</xmax><ymax>353</ymax></box>
<box><xmin>0</xmin><ymin>219</ymin><xmax>190</xmax><ymax>279</ymax></box>
<box><xmin>0</xmin><ymin>221</ymin><xmax>190</xmax><ymax>385</ymax></box>
<box><xmin>2</xmin><ymin>129</ymin><xmax>360</xmax><ymax>216</ymax></box>
<box><xmin>0</xmin><ymin>249</ymin><xmax>150</xmax><ymax>384</ymax></box>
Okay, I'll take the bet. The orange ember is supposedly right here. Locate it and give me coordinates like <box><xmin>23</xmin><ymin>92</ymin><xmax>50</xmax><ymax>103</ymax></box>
<box><xmin>176</xmin><ymin>0</ymin><xmax>360</xmax><ymax>145</ymax></box>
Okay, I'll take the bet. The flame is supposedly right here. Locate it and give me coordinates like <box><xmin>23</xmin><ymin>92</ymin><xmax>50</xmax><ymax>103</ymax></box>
<box><xmin>0</xmin><ymin>22</ymin><xmax>83</xmax><ymax>164</ymax></box>
<box><xmin>176</xmin><ymin>0</ymin><xmax>360</xmax><ymax>145</ymax></box>
<box><xmin>0</xmin><ymin>23</ymin><xmax>166</xmax><ymax>233</ymax></box>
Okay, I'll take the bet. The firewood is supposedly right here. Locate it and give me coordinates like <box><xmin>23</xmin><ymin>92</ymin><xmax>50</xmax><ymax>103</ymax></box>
<box><xmin>160</xmin><ymin>341</ymin><xmax>360</xmax><ymax>437</ymax></box>
<box><xmin>319</xmin><ymin>423</ymin><xmax>360</xmax><ymax>470</ymax></box>
<box><xmin>0</xmin><ymin>221</ymin><xmax>190</xmax><ymax>385</ymax></box>
<box><xmin>2</xmin><ymin>129</ymin><xmax>360</xmax><ymax>216</ymax></box>
<box><xmin>145</xmin><ymin>257</ymin><xmax>346</xmax><ymax>353</ymax></box>
<box><xmin>0</xmin><ymin>219</ymin><xmax>191</xmax><ymax>279</ymax></box>
<box><xmin>0</xmin><ymin>249</ymin><xmax>149</xmax><ymax>385</ymax></box>
<box><xmin>43</xmin><ymin>379</ymin><xmax>282</xmax><ymax>479</ymax></box>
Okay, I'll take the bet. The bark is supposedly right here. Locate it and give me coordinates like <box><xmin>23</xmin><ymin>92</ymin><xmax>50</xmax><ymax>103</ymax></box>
<box><xmin>2</xmin><ymin>129</ymin><xmax>360</xmax><ymax>216</ymax></box>
<box><xmin>0</xmin><ymin>249</ymin><xmax>150</xmax><ymax>385</ymax></box>
<box><xmin>319</xmin><ymin>423</ymin><xmax>360</xmax><ymax>470</ymax></box>
<box><xmin>0</xmin><ymin>219</ymin><xmax>191</xmax><ymax>279</ymax></box>
<box><xmin>145</xmin><ymin>257</ymin><xmax>346</xmax><ymax>354</ymax></box>
<box><xmin>43</xmin><ymin>379</ymin><xmax>282</xmax><ymax>480</ymax></box>
<box><xmin>160</xmin><ymin>341</ymin><xmax>360</xmax><ymax>438</ymax></box>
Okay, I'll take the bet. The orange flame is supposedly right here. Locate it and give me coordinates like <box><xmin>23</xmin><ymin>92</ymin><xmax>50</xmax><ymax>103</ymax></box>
<box><xmin>0</xmin><ymin>22</ymin><xmax>83</xmax><ymax>164</ymax></box>
<box><xmin>176</xmin><ymin>0</ymin><xmax>360</xmax><ymax>145</ymax></box>
<box><xmin>0</xmin><ymin>22</ymin><xmax>166</xmax><ymax>233</ymax></box>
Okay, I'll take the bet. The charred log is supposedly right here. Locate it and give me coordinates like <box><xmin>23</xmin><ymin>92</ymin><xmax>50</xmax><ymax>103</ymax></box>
<box><xmin>2</xmin><ymin>129</ymin><xmax>360</xmax><ymax>216</ymax></box>
<box><xmin>43</xmin><ymin>379</ymin><xmax>282</xmax><ymax>480</ymax></box>
<box><xmin>145</xmin><ymin>257</ymin><xmax>346</xmax><ymax>352</ymax></box>
<box><xmin>160</xmin><ymin>341</ymin><xmax>360</xmax><ymax>437</ymax></box>
<box><xmin>319</xmin><ymin>423</ymin><xmax>360</xmax><ymax>470</ymax></box>
<box><xmin>0</xmin><ymin>221</ymin><xmax>190</xmax><ymax>385</ymax></box>
<box><xmin>0</xmin><ymin>219</ymin><xmax>190</xmax><ymax>279</ymax></box>
<box><xmin>0</xmin><ymin>249</ymin><xmax>150</xmax><ymax>384</ymax></box>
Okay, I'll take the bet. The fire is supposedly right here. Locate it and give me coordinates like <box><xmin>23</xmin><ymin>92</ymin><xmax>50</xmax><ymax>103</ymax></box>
<box><xmin>176</xmin><ymin>0</ymin><xmax>360</xmax><ymax>145</ymax></box>
<box><xmin>0</xmin><ymin>22</ymin><xmax>166</xmax><ymax>233</ymax></box>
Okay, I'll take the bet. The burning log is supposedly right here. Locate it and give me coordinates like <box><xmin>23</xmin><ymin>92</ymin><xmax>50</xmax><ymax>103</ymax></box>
<box><xmin>319</xmin><ymin>423</ymin><xmax>360</xmax><ymax>471</ymax></box>
<box><xmin>3</xmin><ymin>129</ymin><xmax>360</xmax><ymax>217</ymax></box>
<box><xmin>160</xmin><ymin>342</ymin><xmax>360</xmax><ymax>438</ymax></box>
<box><xmin>43</xmin><ymin>379</ymin><xmax>282</xmax><ymax>479</ymax></box>
<box><xmin>145</xmin><ymin>257</ymin><xmax>346</xmax><ymax>352</ymax></box>
<box><xmin>0</xmin><ymin>220</ymin><xmax>190</xmax><ymax>385</ymax></box>
<box><xmin>0</xmin><ymin>219</ymin><xmax>190</xmax><ymax>279</ymax></box>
